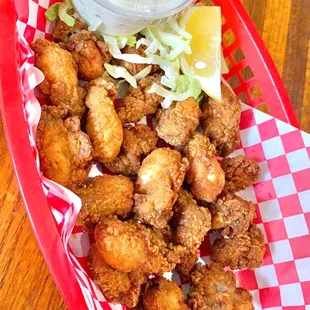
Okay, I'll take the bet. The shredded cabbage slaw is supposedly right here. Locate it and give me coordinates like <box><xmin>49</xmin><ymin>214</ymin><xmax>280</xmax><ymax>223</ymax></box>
<box><xmin>100</xmin><ymin>21</ymin><xmax>202</xmax><ymax>108</ymax></box>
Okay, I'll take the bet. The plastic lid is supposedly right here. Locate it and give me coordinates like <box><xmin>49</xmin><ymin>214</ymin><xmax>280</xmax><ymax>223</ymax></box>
<box><xmin>94</xmin><ymin>0</ymin><xmax>193</xmax><ymax>18</ymax></box>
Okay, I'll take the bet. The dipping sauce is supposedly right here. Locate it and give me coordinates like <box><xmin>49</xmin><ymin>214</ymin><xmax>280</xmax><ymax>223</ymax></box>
<box><xmin>72</xmin><ymin>0</ymin><xmax>195</xmax><ymax>35</ymax></box>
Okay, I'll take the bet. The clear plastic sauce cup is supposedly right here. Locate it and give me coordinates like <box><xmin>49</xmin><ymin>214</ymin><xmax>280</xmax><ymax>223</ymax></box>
<box><xmin>72</xmin><ymin>0</ymin><xmax>195</xmax><ymax>35</ymax></box>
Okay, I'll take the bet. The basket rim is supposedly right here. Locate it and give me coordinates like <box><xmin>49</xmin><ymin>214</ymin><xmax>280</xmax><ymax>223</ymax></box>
<box><xmin>0</xmin><ymin>0</ymin><xmax>88</xmax><ymax>309</ymax></box>
<box><xmin>0</xmin><ymin>0</ymin><xmax>300</xmax><ymax>309</ymax></box>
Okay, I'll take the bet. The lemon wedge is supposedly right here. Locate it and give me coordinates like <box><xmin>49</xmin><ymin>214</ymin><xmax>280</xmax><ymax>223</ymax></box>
<box><xmin>179</xmin><ymin>6</ymin><xmax>222</xmax><ymax>101</ymax></box>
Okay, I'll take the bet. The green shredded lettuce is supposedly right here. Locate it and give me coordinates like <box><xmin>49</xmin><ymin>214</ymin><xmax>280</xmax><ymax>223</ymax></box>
<box><xmin>103</xmin><ymin>64</ymin><xmax>152</xmax><ymax>90</ymax></box>
<box><xmin>103</xmin><ymin>21</ymin><xmax>191</xmax><ymax>66</ymax></box>
<box><xmin>103</xmin><ymin>35</ymin><xmax>170</xmax><ymax>66</ymax></box>
<box><xmin>149</xmin><ymin>76</ymin><xmax>201</xmax><ymax>108</ymax></box>
<box><xmin>45</xmin><ymin>3</ymin><xmax>60</xmax><ymax>22</ymax></box>
<box><xmin>142</xmin><ymin>24</ymin><xmax>191</xmax><ymax>61</ymax></box>
<box><xmin>104</xmin><ymin>63</ymin><xmax>137</xmax><ymax>88</ymax></box>
<box><xmin>102</xmin><ymin>71</ymin><xmax>118</xmax><ymax>85</ymax></box>
<box><xmin>58</xmin><ymin>2</ymin><xmax>75</xmax><ymax>27</ymax></box>
<box><xmin>134</xmin><ymin>65</ymin><xmax>152</xmax><ymax>80</ymax></box>
<box><xmin>64</xmin><ymin>0</ymin><xmax>73</xmax><ymax>9</ymax></box>
<box><xmin>169</xmin><ymin>20</ymin><xmax>192</xmax><ymax>40</ymax></box>
<box><xmin>101</xmin><ymin>20</ymin><xmax>194</xmax><ymax>107</ymax></box>
<box><xmin>115</xmin><ymin>35</ymin><xmax>137</xmax><ymax>48</ymax></box>
<box><xmin>197</xmin><ymin>91</ymin><xmax>205</xmax><ymax>104</ymax></box>
<box><xmin>45</xmin><ymin>0</ymin><xmax>75</xmax><ymax>26</ymax></box>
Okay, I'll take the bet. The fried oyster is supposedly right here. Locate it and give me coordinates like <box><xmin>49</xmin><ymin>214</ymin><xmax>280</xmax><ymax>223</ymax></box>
<box><xmin>209</xmin><ymin>193</ymin><xmax>256</xmax><ymax>238</ymax></box>
<box><xmin>211</xmin><ymin>224</ymin><xmax>266</xmax><ymax>270</ymax></box>
<box><xmin>94</xmin><ymin>216</ymin><xmax>186</xmax><ymax>274</ymax></box>
<box><xmin>85</xmin><ymin>78</ymin><xmax>123</xmax><ymax>164</ymax></box>
<box><xmin>188</xmin><ymin>263</ymin><xmax>254</xmax><ymax>310</ymax></box>
<box><xmin>117</xmin><ymin>74</ymin><xmax>163</xmax><ymax>124</ymax></box>
<box><xmin>201</xmin><ymin>84</ymin><xmax>241</xmax><ymax>157</ymax></box>
<box><xmin>74</xmin><ymin>175</ymin><xmax>134</xmax><ymax>230</ymax></box>
<box><xmin>143</xmin><ymin>277</ymin><xmax>189</xmax><ymax>310</ymax></box>
<box><xmin>88</xmin><ymin>245</ymin><xmax>146</xmax><ymax>308</ymax></box>
<box><xmin>156</xmin><ymin>97</ymin><xmax>202</xmax><ymax>147</ymax></box>
<box><xmin>182</xmin><ymin>133</ymin><xmax>225</xmax><ymax>202</ymax></box>
<box><xmin>134</xmin><ymin>148</ymin><xmax>188</xmax><ymax>229</ymax></box>
<box><xmin>171</xmin><ymin>188</ymin><xmax>211</xmax><ymax>251</ymax></box>
<box><xmin>36</xmin><ymin>106</ymin><xmax>92</xmax><ymax>187</ymax></box>
<box><xmin>221</xmin><ymin>155</ymin><xmax>261</xmax><ymax>193</ymax></box>
<box><xmin>32</xmin><ymin>39</ymin><xmax>85</xmax><ymax>117</ymax></box>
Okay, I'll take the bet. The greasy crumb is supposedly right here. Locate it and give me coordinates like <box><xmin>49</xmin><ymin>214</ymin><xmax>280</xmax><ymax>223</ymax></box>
<box><xmin>176</xmin><ymin>251</ymin><xmax>198</xmax><ymax>280</ymax></box>
<box><xmin>52</xmin><ymin>19</ymin><xmax>86</xmax><ymax>43</ymax></box>
<box><xmin>105</xmin><ymin>152</ymin><xmax>141</xmax><ymax>176</ymax></box>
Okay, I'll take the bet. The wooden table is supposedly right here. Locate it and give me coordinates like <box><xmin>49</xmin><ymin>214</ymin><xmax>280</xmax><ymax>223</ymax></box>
<box><xmin>0</xmin><ymin>1</ymin><xmax>309</xmax><ymax>309</ymax></box>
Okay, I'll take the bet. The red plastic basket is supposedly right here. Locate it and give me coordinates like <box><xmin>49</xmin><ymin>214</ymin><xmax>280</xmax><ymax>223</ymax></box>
<box><xmin>0</xmin><ymin>0</ymin><xmax>301</xmax><ymax>309</ymax></box>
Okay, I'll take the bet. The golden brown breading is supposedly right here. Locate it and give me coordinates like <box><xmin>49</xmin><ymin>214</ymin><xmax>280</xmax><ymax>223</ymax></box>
<box><xmin>105</xmin><ymin>125</ymin><xmax>156</xmax><ymax>176</ymax></box>
<box><xmin>36</xmin><ymin>106</ymin><xmax>92</xmax><ymax>187</ymax></box>
<box><xmin>182</xmin><ymin>133</ymin><xmax>225</xmax><ymax>202</ymax></box>
<box><xmin>52</xmin><ymin>20</ymin><xmax>86</xmax><ymax>43</ymax></box>
<box><xmin>201</xmin><ymin>84</ymin><xmax>241</xmax><ymax>157</ymax></box>
<box><xmin>49</xmin><ymin>82</ymin><xmax>85</xmax><ymax>117</ymax></box>
<box><xmin>211</xmin><ymin>225</ymin><xmax>266</xmax><ymax>270</ymax></box>
<box><xmin>221</xmin><ymin>155</ymin><xmax>261</xmax><ymax>193</ymax></box>
<box><xmin>105</xmin><ymin>152</ymin><xmax>141</xmax><ymax>176</ymax></box>
<box><xmin>156</xmin><ymin>98</ymin><xmax>202</xmax><ymax>146</ymax></box>
<box><xmin>67</xmin><ymin>30</ymin><xmax>107</xmax><ymax>81</ymax></box>
<box><xmin>85</xmin><ymin>78</ymin><xmax>123</xmax><ymax>163</ymax></box>
<box><xmin>52</xmin><ymin>20</ymin><xmax>111</xmax><ymax>64</ymax></box>
<box><xmin>233</xmin><ymin>288</ymin><xmax>254</xmax><ymax>310</ymax></box>
<box><xmin>74</xmin><ymin>175</ymin><xmax>134</xmax><ymax>229</ymax></box>
<box><xmin>94</xmin><ymin>216</ymin><xmax>186</xmax><ymax>273</ymax></box>
<box><xmin>188</xmin><ymin>264</ymin><xmax>236</xmax><ymax>310</ymax></box>
<box><xmin>209</xmin><ymin>193</ymin><xmax>256</xmax><ymax>238</ymax></box>
<box><xmin>171</xmin><ymin>188</ymin><xmax>211</xmax><ymax>250</ymax></box>
<box><xmin>123</xmin><ymin>125</ymin><xmax>158</xmax><ymax>157</ymax></box>
<box><xmin>88</xmin><ymin>245</ymin><xmax>146</xmax><ymax>308</ymax></box>
<box><xmin>176</xmin><ymin>251</ymin><xmax>198</xmax><ymax>279</ymax></box>
<box><xmin>117</xmin><ymin>74</ymin><xmax>163</xmax><ymax>124</ymax></box>
<box><xmin>143</xmin><ymin>277</ymin><xmax>189</xmax><ymax>310</ymax></box>
<box><xmin>96</xmin><ymin>40</ymin><xmax>113</xmax><ymax>64</ymax></box>
<box><xmin>134</xmin><ymin>148</ymin><xmax>188</xmax><ymax>229</ymax></box>
<box><xmin>114</xmin><ymin>46</ymin><xmax>159</xmax><ymax>76</ymax></box>
<box><xmin>32</xmin><ymin>39</ymin><xmax>85</xmax><ymax>117</ymax></box>
<box><xmin>188</xmin><ymin>263</ymin><xmax>253</xmax><ymax>310</ymax></box>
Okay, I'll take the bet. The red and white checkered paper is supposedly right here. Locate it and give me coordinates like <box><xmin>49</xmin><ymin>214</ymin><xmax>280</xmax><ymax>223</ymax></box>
<box><xmin>16</xmin><ymin>0</ymin><xmax>310</xmax><ymax>309</ymax></box>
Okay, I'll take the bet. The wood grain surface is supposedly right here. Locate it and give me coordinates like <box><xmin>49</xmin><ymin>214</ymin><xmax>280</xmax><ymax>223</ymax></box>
<box><xmin>0</xmin><ymin>1</ymin><xmax>309</xmax><ymax>309</ymax></box>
